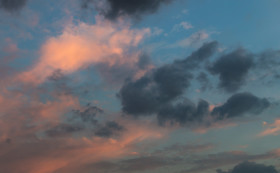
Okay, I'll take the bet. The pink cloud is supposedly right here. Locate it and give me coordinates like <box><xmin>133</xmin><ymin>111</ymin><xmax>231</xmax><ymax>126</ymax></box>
<box><xmin>0</xmin><ymin>117</ymin><xmax>168</xmax><ymax>173</ymax></box>
<box><xmin>18</xmin><ymin>16</ymin><xmax>150</xmax><ymax>85</ymax></box>
<box><xmin>258</xmin><ymin>119</ymin><xmax>280</xmax><ymax>136</ymax></box>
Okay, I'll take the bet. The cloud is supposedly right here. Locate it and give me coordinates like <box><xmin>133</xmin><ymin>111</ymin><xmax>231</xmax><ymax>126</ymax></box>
<box><xmin>118</xmin><ymin>41</ymin><xmax>218</xmax><ymax>116</ymax></box>
<box><xmin>45</xmin><ymin>123</ymin><xmax>83</xmax><ymax>138</ymax></box>
<box><xmin>211</xmin><ymin>92</ymin><xmax>270</xmax><ymax>119</ymax></box>
<box><xmin>172</xmin><ymin>21</ymin><xmax>193</xmax><ymax>31</ymax></box>
<box><xmin>176</xmin><ymin>31</ymin><xmax>209</xmax><ymax>47</ymax></box>
<box><xmin>118</xmin><ymin>156</ymin><xmax>182</xmax><ymax>172</ymax></box>
<box><xmin>208</xmin><ymin>48</ymin><xmax>254</xmax><ymax>92</ymax></box>
<box><xmin>0</xmin><ymin>0</ymin><xmax>27</xmax><ymax>12</ymax></box>
<box><xmin>82</xmin><ymin>0</ymin><xmax>174</xmax><ymax>21</ymax></box>
<box><xmin>153</xmin><ymin>143</ymin><xmax>214</xmax><ymax>156</ymax></box>
<box><xmin>182</xmin><ymin>150</ymin><xmax>279</xmax><ymax>173</ymax></box>
<box><xmin>94</xmin><ymin>121</ymin><xmax>125</xmax><ymax>138</ymax></box>
<box><xmin>217</xmin><ymin>161</ymin><xmax>278</xmax><ymax>173</ymax></box>
<box><xmin>72</xmin><ymin>105</ymin><xmax>103</xmax><ymax>124</ymax></box>
<box><xmin>18</xmin><ymin>17</ymin><xmax>150</xmax><ymax>85</ymax></box>
<box><xmin>258</xmin><ymin>119</ymin><xmax>280</xmax><ymax>136</ymax></box>
<box><xmin>158</xmin><ymin>99</ymin><xmax>209</xmax><ymax>126</ymax></box>
<box><xmin>0</xmin><ymin>108</ymin><xmax>167</xmax><ymax>173</ymax></box>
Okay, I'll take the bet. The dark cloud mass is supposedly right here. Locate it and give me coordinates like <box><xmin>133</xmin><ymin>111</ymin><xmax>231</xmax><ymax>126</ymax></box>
<box><xmin>209</xmin><ymin>48</ymin><xmax>254</xmax><ymax>92</ymax></box>
<box><xmin>0</xmin><ymin>0</ymin><xmax>27</xmax><ymax>12</ymax></box>
<box><xmin>217</xmin><ymin>161</ymin><xmax>278</xmax><ymax>173</ymax></box>
<box><xmin>211</xmin><ymin>92</ymin><xmax>270</xmax><ymax>119</ymax></box>
<box><xmin>82</xmin><ymin>0</ymin><xmax>174</xmax><ymax>20</ymax></box>
<box><xmin>118</xmin><ymin>41</ymin><xmax>218</xmax><ymax>116</ymax></box>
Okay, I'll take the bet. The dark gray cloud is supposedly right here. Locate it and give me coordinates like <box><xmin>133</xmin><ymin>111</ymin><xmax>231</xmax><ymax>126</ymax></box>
<box><xmin>211</xmin><ymin>92</ymin><xmax>270</xmax><ymax>119</ymax></box>
<box><xmin>94</xmin><ymin>121</ymin><xmax>124</xmax><ymax>138</ymax></box>
<box><xmin>217</xmin><ymin>161</ymin><xmax>278</xmax><ymax>173</ymax></box>
<box><xmin>158</xmin><ymin>99</ymin><xmax>209</xmax><ymax>126</ymax></box>
<box><xmin>45</xmin><ymin>106</ymin><xmax>125</xmax><ymax>138</ymax></box>
<box><xmin>82</xmin><ymin>0</ymin><xmax>174</xmax><ymax>21</ymax></box>
<box><xmin>0</xmin><ymin>0</ymin><xmax>27</xmax><ymax>12</ymax></box>
<box><xmin>45</xmin><ymin>124</ymin><xmax>83</xmax><ymax>137</ymax></box>
<box><xmin>209</xmin><ymin>48</ymin><xmax>254</xmax><ymax>92</ymax></box>
<box><xmin>118</xmin><ymin>41</ymin><xmax>218</xmax><ymax>116</ymax></box>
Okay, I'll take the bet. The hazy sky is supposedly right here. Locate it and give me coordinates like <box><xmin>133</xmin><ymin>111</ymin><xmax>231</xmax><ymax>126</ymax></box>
<box><xmin>0</xmin><ymin>0</ymin><xmax>280</xmax><ymax>173</ymax></box>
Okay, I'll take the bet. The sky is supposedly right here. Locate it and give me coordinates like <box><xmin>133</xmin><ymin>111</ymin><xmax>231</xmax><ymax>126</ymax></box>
<box><xmin>0</xmin><ymin>0</ymin><xmax>280</xmax><ymax>173</ymax></box>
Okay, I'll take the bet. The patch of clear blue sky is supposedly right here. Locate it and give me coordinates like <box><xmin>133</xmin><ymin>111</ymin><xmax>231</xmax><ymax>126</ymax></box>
<box><xmin>136</xmin><ymin>0</ymin><xmax>280</xmax><ymax>53</ymax></box>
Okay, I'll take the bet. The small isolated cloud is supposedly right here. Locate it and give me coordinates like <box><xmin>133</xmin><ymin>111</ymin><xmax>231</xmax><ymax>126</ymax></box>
<box><xmin>172</xmin><ymin>21</ymin><xmax>193</xmax><ymax>31</ymax></box>
<box><xmin>217</xmin><ymin>161</ymin><xmax>278</xmax><ymax>173</ymax></box>
<box><xmin>258</xmin><ymin>119</ymin><xmax>280</xmax><ymax>136</ymax></box>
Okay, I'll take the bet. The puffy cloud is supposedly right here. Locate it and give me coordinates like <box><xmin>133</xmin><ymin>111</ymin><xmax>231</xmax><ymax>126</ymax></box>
<box><xmin>209</xmin><ymin>48</ymin><xmax>254</xmax><ymax>92</ymax></box>
<box><xmin>211</xmin><ymin>92</ymin><xmax>270</xmax><ymax>119</ymax></box>
<box><xmin>217</xmin><ymin>161</ymin><xmax>278</xmax><ymax>173</ymax></box>
<box><xmin>118</xmin><ymin>41</ymin><xmax>218</xmax><ymax>116</ymax></box>
<box><xmin>82</xmin><ymin>0</ymin><xmax>174</xmax><ymax>21</ymax></box>
<box><xmin>18</xmin><ymin>17</ymin><xmax>150</xmax><ymax>85</ymax></box>
<box><xmin>0</xmin><ymin>0</ymin><xmax>27</xmax><ymax>12</ymax></box>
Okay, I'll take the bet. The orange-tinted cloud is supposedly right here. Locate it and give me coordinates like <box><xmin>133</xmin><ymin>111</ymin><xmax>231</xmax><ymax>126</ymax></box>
<box><xmin>258</xmin><ymin>119</ymin><xmax>280</xmax><ymax>136</ymax></box>
<box><xmin>0</xmin><ymin>117</ymin><xmax>168</xmax><ymax>173</ymax></box>
<box><xmin>18</xmin><ymin>16</ymin><xmax>150</xmax><ymax>85</ymax></box>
